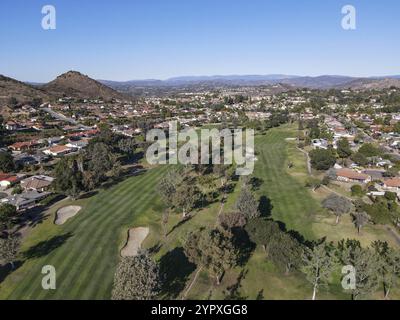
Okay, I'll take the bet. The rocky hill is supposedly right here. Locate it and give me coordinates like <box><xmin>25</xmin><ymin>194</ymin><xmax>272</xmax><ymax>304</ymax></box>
<box><xmin>0</xmin><ymin>75</ymin><xmax>49</xmax><ymax>105</ymax></box>
<box><xmin>42</xmin><ymin>71</ymin><xmax>126</xmax><ymax>101</ymax></box>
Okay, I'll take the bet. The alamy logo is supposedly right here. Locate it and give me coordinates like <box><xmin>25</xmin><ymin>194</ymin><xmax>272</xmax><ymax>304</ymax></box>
<box><xmin>341</xmin><ymin>265</ymin><xmax>356</xmax><ymax>290</ymax></box>
<box><xmin>146</xmin><ymin>121</ymin><xmax>255</xmax><ymax>176</ymax></box>
<box><xmin>41</xmin><ymin>265</ymin><xmax>56</xmax><ymax>290</ymax></box>
<box><xmin>41</xmin><ymin>5</ymin><xmax>56</xmax><ymax>30</ymax></box>
<box><xmin>341</xmin><ymin>5</ymin><xmax>356</xmax><ymax>30</ymax></box>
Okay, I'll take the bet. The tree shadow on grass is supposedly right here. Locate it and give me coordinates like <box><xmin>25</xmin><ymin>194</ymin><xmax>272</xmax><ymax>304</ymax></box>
<box><xmin>101</xmin><ymin>168</ymin><xmax>147</xmax><ymax>190</ymax></box>
<box><xmin>167</xmin><ymin>215</ymin><xmax>194</xmax><ymax>236</ymax></box>
<box><xmin>159</xmin><ymin>247</ymin><xmax>196</xmax><ymax>299</ymax></box>
<box><xmin>23</xmin><ymin>232</ymin><xmax>73</xmax><ymax>260</ymax></box>
<box><xmin>258</xmin><ymin>195</ymin><xmax>273</xmax><ymax>218</ymax></box>
<box><xmin>0</xmin><ymin>260</ymin><xmax>24</xmax><ymax>284</ymax></box>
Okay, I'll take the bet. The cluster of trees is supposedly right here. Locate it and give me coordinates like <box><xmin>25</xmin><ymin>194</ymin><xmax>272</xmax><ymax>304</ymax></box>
<box><xmin>309</xmin><ymin>148</ymin><xmax>336</xmax><ymax>170</ymax></box>
<box><xmin>184</xmin><ymin>227</ymin><xmax>241</xmax><ymax>285</ymax></box>
<box><xmin>351</xmin><ymin>143</ymin><xmax>383</xmax><ymax>166</ymax></box>
<box><xmin>182</xmin><ymin>183</ymin><xmax>262</xmax><ymax>285</ymax></box>
<box><xmin>157</xmin><ymin>168</ymin><xmax>203</xmax><ymax>219</ymax></box>
<box><xmin>52</xmin><ymin>128</ymin><xmax>137</xmax><ymax>198</ymax></box>
<box><xmin>0</xmin><ymin>151</ymin><xmax>15</xmax><ymax>173</ymax></box>
<box><xmin>356</xmin><ymin>193</ymin><xmax>400</xmax><ymax>227</ymax></box>
<box><xmin>305</xmin><ymin>119</ymin><xmax>333</xmax><ymax>141</ymax></box>
<box><xmin>245</xmin><ymin>218</ymin><xmax>303</xmax><ymax>274</ymax></box>
<box><xmin>0</xmin><ymin>204</ymin><xmax>18</xmax><ymax>234</ymax></box>
<box><xmin>0</xmin><ymin>234</ymin><xmax>20</xmax><ymax>270</ymax></box>
<box><xmin>303</xmin><ymin>239</ymin><xmax>400</xmax><ymax>300</ymax></box>
<box><xmin>0</xmin><ymin>204</ymin><xmax>20</xmax><ymax>271</ymax></box>
<box><xmin>111</xmin><ymin>251</ymin><xmax>162</xmax><ymax>300</ymax></box>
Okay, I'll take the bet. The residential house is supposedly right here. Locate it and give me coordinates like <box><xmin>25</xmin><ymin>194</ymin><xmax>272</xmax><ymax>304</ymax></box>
<box><xmin>20</xmin><ymin>175</ymin><xmax>54</xmax><ymax>192</ymax></box>
<box><xmin>383</xmin><ymin>178</ymin><xmax>400</xmax><ymax>192</ymax></box>
<box><xmin>5</xmin><ymin>121</ymin><xmax>18</xmax><ymax>131</ymax></box>
<box><xmin>312</xmin><ymin>139</ymin><xmax>328</xmax><ymax>149</ymax></box>
<box><xmin>66</xmin><ymin>138</ymin><xmax>89</xmax><ymax>150</ymax></box>
<box><xmin>1</xmin><ymin>190</ymin><xmax>50</xmax><ymax>211</ymax></box>
<box><xmin>0</xmin><ymin>173</ymin><xmax>24</xmax><ymax>189</ymax></box>
<box><xmin>43</xmin><ymin>145</ymin><xmax>72</xmax><ymax>157</ymax></box>
<box><xmin>336</xmin><ymin>168</ymin><xmax>371</xmax><ymax>184</ymax></box>
<box><xmin>9</xmin><ymin>140</ymin><xmax>39</xmax><ymax>152</ymax></box>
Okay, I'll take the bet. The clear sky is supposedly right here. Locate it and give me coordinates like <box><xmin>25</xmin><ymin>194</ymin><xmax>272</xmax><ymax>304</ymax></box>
<box><xmin>1</xmin><ymin>0</ymin><xmax>399</xmax><ymax>82</ymax></box>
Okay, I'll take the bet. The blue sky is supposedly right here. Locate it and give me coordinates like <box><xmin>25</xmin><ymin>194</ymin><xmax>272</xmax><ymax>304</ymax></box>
<box><xmin>1</xmin><ymin>0</ymin><xmax>399</xmax><ymax>82</ymax></box>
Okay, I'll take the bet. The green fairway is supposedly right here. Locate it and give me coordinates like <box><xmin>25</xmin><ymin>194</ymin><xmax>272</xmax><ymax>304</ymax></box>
<box><xmin>0</xmin><ymin>166</ymin><xmax>169</xmax><ymax>299</ymax></box>
<box><xmin>253</xmin><ymin>126</ymin><xmax>321</xmax><ymax>240</ymax></box>
<box><xmin>1</xmin><ymin>125</ymin><xmax>398</xmax><ymax>300</ymax></box>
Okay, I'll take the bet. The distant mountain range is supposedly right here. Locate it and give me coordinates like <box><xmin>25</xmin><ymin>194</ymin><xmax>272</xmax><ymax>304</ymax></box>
<box><xmin>98</xmin><ymin>74</ymin><xmax>400</xmax><ymax>90</ymax></box>
<box><xmin>2</xmin><ymin>72</ymin><xmax>400</xmax><ymax>105</ymax></box>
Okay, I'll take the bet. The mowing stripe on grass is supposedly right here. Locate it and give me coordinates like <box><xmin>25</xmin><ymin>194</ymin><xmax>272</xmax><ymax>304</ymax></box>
<box><xmin>4</xmin><ymin>167</ymin><xmax>168</xmax><ymax>299</ymax></box>
<box><xmin>11</xmin><ymin>170</ymin><xmax>160</xmax><ymax>299</ymax></box>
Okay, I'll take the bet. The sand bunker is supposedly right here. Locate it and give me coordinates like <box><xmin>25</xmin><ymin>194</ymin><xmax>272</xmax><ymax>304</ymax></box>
<box><xmin>55</xmin><ymin>206</ymin><xmax>81</xmax><ymax>225</ymax></box>
<box><xmin>121</xmin><ymin>227</ymin><xmax>149</xmax><ymax>257</ymax></box>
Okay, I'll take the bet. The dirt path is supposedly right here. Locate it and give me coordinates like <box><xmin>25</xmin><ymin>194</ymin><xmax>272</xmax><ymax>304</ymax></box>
<box><xmin>181</xmin><ymin>267</ymin><xmax>202</xmax><ymax>300</ymax></box>
<box><xmin>297</xmin><ymin>147</ymin><xmax>312</xmax><ymax>175</ymax></box>
<box><xmin>387</xmin><ymin>227</ymin><xmax>400</xmax><ymax>246</ymax></box>
<box><xmin>321</xmin><ymin>185</ymin><xmax>353</xmax><ymax>201</ymax></box>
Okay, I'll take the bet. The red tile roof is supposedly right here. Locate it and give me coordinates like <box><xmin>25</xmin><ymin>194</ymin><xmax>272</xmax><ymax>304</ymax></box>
<box><xmin>337</xmin><ymin>168</ymin><xmax>369</xmax><ymax>181</ymax></box>
<box><xmin>384</xmin><ymin>178</ymin><xmax>400</xmax><ymax>188</ymax></box>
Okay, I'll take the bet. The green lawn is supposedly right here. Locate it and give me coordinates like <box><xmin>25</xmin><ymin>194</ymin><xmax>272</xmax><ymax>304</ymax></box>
<box><xmin>1</xmin><ymin>125</ymin><xmax>398</xmax><ymax>300</ymax></box>
<box><xmin>253</xmin><ymin>128</ymin><xmax>321</xmax><ymax>240</ymax></box>
<box><xmin>0</xmin><ymin>166</ymin><xmax>170</xmax><ymax>299</ymax></box>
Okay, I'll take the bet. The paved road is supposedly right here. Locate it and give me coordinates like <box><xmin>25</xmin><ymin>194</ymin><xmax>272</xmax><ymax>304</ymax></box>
<box><xmin>40</xmin><ymin>107</ymin><xmax>91</xmax><ymax>130</ymax></box>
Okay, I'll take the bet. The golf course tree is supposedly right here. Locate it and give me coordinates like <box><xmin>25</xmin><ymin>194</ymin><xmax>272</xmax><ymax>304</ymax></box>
<box><xmin>157</xmin><ymin>169</ymin><xmax>184</xmax><ymax>208</ymax></box>
<box><xmin>172</xmin><ymin>181</ymin><xmax>202</xmax><ymax>219</ymax></box>
<box><xmin>302</xmin><ymin>241</ymin><xmax>336</xmax><ymax>300</ymax></box>
<box><xmin>213</xmin><ymin>164</ymin><xmax>233</xmax><ymax>190</ymax></box>
<box><xmin>86</xmin><ymin>142</ymin><xmax>115</xmax><ymax>184</ymax></box>
<box><xmin>218</xmin><ymin>211</ymin><xmax>247</xmax><ymax>230</ymax></box>
<box><xmin>309</xmin><ymin>148</ymin><xmax>336</xmax><ymax>170</ymax></box>
<box><xmin>0</xmin><ymin>151</ymin><xmax>15</xmax><ymax>173</ymax></box>
<box><xmin>245</xmin><ymin>217</ymin><xmax>303</xmax><ymax>274</ymax></box>
<box><xmin>338</xmin><ymin>240</ymin><xmax>380</xmax><ymax>300</ymax></box>
<box><xmin>184</xmin><ymin>227</ymin><xmax>240</xmax><ymax>285</ymax></box>
<box><xmin>158</xmin><ymin>170</ymin><xmax>202</xmax><ymax>219</ymax></box>
<box><xmin>52</xmin><ymin>158</ymin><xmax>84</xmax><ymax>199</ymax></box>
<box><xmin>112</xmin><ymin>251</ymin><xmax>162</xmax><ymax>300</ymax></box>
<box><xmin>352</xmin><ymin>211</ymin><xmax>370</xmax><ymax>234</ymax></box>
<box><xmin>0</xmin><ymin>233</ymin><xmax>20</xmax><ymax>270</ymax></box>
<box><xmin>235</xmin><ymin>186</ymin><xmax>260</xmax><ymax>220</ymax></box>
<box><xmin>117</xmin><ymin>137</ymin><xmax>136</xmax><ymax>160</ymax></box>
<box><xmin>268</xmin><ymin>231</ymin><xmax>303</xmax><ymax>275</ymax></box>
<box><xmin>0</xmin><ymin>203</ymin><xmax>18</xmax><ymax>234</ymax></box>
<box><xmin>371</xmin><ymin>241</ymin><xmax>400</xmax><ymax>299</ymax></box>
<box><xmin>244</xmin><ymin>217</ymin><xmax>281</xmax><ymax>254</ymax></box>
<box><xmin>322</xmin><ymin>193</ymin><xmax>353</xmax><ymax>224</ymax></box>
